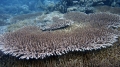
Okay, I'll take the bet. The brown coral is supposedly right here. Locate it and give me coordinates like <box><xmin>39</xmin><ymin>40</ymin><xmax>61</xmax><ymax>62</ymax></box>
<box><xmin>64</xmin><ymin>12</ymin><xmax>120</xmax><ymax>28</ymax></box>
<box><xmin>0</xmin><ymin>12</ymin><xmax>120</xmax><ymax>59</ymax></box>
<box><xmin>88</xmin><ymin>12</ymin><xmax>120</xmax><ymax>28</ymax></box>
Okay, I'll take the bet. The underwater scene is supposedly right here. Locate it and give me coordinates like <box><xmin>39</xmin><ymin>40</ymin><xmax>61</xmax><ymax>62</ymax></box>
<box><xmin>0</xmin><ymin>0</ymin><xmax>120</xmax><ymax>67</ymax></box>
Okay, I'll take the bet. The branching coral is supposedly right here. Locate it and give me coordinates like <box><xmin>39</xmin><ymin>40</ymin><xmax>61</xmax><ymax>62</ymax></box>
<box><xmin>64</xmin><ymin>12</ymin><xmax>120</xmax><ymax>28</ymax></box>
<box><xmin>0</xmin><ymin>12</ymin><xmax>120</xmax><ymax>59</ymax></box>
<box><xmin>88</xmin><ymin>12</ymin><xmax>120</xmax><ymax>28</ymax></box>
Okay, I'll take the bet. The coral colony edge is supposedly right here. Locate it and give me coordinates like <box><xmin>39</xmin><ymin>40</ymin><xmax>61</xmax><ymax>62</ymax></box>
<box><xmin>0</xmin><ymin>12</ymin><xmax>120</xmax><ymax>60</ymax></box>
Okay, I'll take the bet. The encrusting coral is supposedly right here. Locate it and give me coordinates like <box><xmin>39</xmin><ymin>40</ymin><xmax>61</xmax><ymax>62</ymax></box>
<box><xmin>0</xmin><ymin>12</ymin><xmax>120</xmax><ymax>59</ymax></box>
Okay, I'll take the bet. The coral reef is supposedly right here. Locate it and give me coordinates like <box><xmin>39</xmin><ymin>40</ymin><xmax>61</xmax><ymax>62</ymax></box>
<box><xmin>88</xmin><ymin>12</ymin><xmax>120</xmax><ymax>28</ymax></box>
<box><xmin>64</xmin><ymin>12</ymin><xmax>120</xmax><ymax>28</ymax></box>
<box><xmin>37</xmin><ymin>0</ymin><xmax>59</xmax><ymax>12</ymax></box>
<box><xmin>53</xmin><ymin>0</ymin><xmax>119</xmax><ymax>13</ymax></box>
<box><xmin>0</xmin><ymin>12</ymin><xmax>120</xmax><ymax>60</ymax></box>
<box><xmin>38</xmin><ymin>0</ymin><xmax>107</xmax><ymax>13</ymax></box>
<box><xmin>0</xmin><ymin>0</ymin><xmax>120</xmax><ymax>67</ymax></box>
<box><xmin>1</xmin><ymin>0</ymin><xmax>120</xmax><ymax>15</ymax></box>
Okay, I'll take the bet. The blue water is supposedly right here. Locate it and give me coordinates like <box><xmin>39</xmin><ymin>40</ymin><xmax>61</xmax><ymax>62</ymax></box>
<box><xmin>0</xmin><ymin>0</ymin><xmax>37</xmax><ymax>14</ymax></box>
